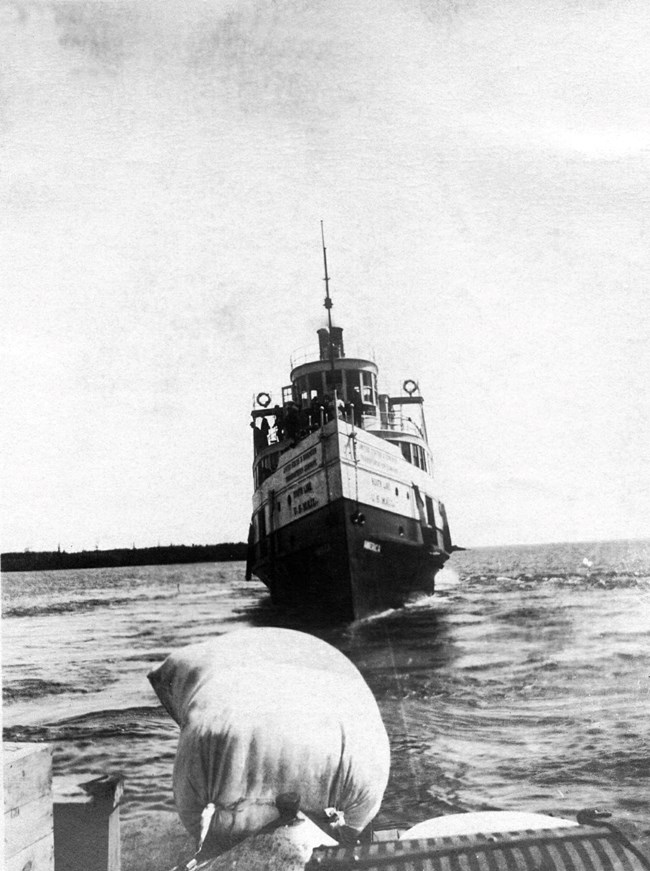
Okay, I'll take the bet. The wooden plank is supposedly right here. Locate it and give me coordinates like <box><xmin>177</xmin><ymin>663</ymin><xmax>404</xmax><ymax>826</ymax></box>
<box><xmin>53</xmin><ymin>774</ymin><xmax>123</xmax><ymax>809</ymax></box>
<box><xmin>52</xmin><ymin>776</ymin><xmax>94</xmax><ymax>806</ymax></box>
<box><xmin>108</xmin><ymin>808</ymin><xmax>121</xmax><ymax>871</ymax></box>
<box><xmin>3</xmin><ymin>743</ymin><xmax>53</xmax><ymax>809</ymax></box>
<box><xmin>4</xmin><ymin>831</ymin><xmax>54</xmax><ymax>871</ymax></box>
<box><xmin>53</xmin><ymin>775</ymin><xmax>124</xmax><ymax>871</ymax></box>
<box><xmin>4</xmin><ymin>793</ymin><xmax>53</xmax><ymax>858</ymax></box>
<box><xmin>373</xmin><ymin>828</ymin><xmax>403</xmax><ymax>842</ymax></box>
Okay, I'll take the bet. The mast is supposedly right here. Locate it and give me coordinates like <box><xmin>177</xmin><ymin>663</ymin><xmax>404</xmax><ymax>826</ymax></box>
<box><xmin>321</xmin><ymin>221</ymin><xmax>337</xmax><ymax>389</ymax></box>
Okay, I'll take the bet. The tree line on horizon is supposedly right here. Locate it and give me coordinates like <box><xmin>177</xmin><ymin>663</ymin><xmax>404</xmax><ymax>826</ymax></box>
<box><xmin>0</xmin><ymin>542</ymin><xmax>248</xmax><ymax>572</ymax></box>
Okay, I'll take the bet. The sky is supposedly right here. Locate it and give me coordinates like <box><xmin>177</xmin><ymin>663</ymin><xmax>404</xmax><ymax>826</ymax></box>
<box><xmin>1</xmin><ymin>0</ymin><xmax>649</xmax><ymax>552</ymax></box>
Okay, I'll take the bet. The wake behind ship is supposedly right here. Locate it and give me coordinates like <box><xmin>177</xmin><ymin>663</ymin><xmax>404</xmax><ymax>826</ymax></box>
<box><xmin>245</xmin><ymin>240</ymin><xmax>453</xmax><ymax>620</ymax></box>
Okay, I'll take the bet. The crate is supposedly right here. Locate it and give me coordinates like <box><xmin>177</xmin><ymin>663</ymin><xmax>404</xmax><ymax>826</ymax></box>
<box><xmin>3</xmin><ymin>742</ymin><xmax>55</xmax><ymax>871</ymax></box>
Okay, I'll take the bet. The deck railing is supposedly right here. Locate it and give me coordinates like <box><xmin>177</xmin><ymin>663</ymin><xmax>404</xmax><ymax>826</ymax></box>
<box><xmin>364</xmin><ymin>412</ymin><xmax>424</xmax><ymax>439</ymax></box>
<box><xmin>289</xmin><ymin>343</ymin><xmax>376</xmax><ymax>369</ymax></box>
<box><xmin>253</xmin><ymin>407</ymin><xmax>425</xmax><ymax>450</ymax></box>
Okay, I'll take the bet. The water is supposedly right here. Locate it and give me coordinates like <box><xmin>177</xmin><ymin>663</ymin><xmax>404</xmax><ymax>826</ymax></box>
<box><xmin>3</xmin><ymin>539</ymin><xmax>650</xmax><ymax>832</ymax></box>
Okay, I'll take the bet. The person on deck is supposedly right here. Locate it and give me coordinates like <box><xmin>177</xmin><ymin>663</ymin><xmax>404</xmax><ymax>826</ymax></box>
<box><xmin>284</xmin><ymin>402</ymin><xmax>300</xmax><ymax>443</ymax></box>
<box><xmin>324</xmin><ymin>395</ymin><xmax>335</xmax><ymax>422</ymax></box>
<box><xmin>272</xmin><ymin>405</ymin><xmax>284</xmax><ymax>440</ymax></box>
<box><xmin>351</xmin><ymin>387</ymin><xmax>364</xmax><ymax>427</ymax></box>
<box><xmin>250</xmin><ymin>421</ymin><xmax>265</xmax><ymax>452</ymax></box>
<box><xmin>310</xmin><ymin>395</ymin><xmax>324</xmax><ymax>429</ymax></box>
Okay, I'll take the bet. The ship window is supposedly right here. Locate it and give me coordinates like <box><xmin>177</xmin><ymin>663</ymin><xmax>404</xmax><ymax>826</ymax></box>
<box><xmin>395</xmin><ymin>487</ymin><xmax>399</xmax><ymax>496</ymax></box>
<box><xmin>410</xmin><ymin>444</ymin><xmax>426</xmax><ymax>469</ymax></box>
<box><xmin>307</xmin><ymin>373</ymin><xmax>322</xmax><ymax>395</ymax></box>
<box><xmin>397</xmin><ymin>441</ymin><xmax>428</xmax><ymax>470</ymax></box>
<box><xmin>361</xmin><ymin>371</ymin><xmax>376</xmax><ymax>404</ymax></box>
<box><xmin>326</xmin><ymin>369</ymin><xmax>343</xmax><ymax>392</ymax></box>
<box><xmin>425</xmin><ymin>495</ymin><xmax>435</xmax><ymax>526</ymax></box>
<box><xmin>295</xmin><ymin>376</ymin><xmax>309</xmax><ymax>403</ymax></box>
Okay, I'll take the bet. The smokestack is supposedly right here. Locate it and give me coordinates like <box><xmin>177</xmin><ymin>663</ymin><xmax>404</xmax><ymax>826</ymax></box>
<box><xmin>330</xmin><ymin>326</ymin><xmax>344</xmax><ymax>358</ymax></box>
<box><xmin>317</xmin><ymin>328</ymin><xmax>329</xmax><ymax>361</ymax></box>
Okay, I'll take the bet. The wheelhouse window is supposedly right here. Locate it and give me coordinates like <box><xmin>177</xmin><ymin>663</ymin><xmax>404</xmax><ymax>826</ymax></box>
<box><xmin>295</xmin><ymin>373</ymin><xmax>323</xmax><ymax>404</ymax></box>
<box><xmin>296</xmin><ymin>376</ymin><xmax>308</xmax><ymax>403</ymax></box>
<box><xmin>254</xmin><ymin>450</ymin><xmax>280</xmax><ymax>487</ymax></box>
<box><xmin>308</xmin><ymin>373</ymin><xmax>322</xmax><ymax>396</ymax></box>
<box><xmin>325</xmin><ymin>369</ymin><xmax>343</xmax><ymax>393</ymax></box>
<box><xmin>361</xmin><ymin>371</ymin><xmax>376</xmax><ymax>405</ymax></box>
<box><xmin>414</xmin><ymin>444</ymin><xmax>425</xmax><ymax>470</ymax></box>
<box><xmin>393</xmin><ymin>440</ymin><xmax>428</xmax><ymax>472</ymax></box>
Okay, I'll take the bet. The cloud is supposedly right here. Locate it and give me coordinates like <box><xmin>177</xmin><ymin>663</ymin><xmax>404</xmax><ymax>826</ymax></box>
<box><xmin>550</xmin><ymin>126</ymin><xmax>650</xmax><ymax>159</ymax></box>
<box><xmin>2</xmin><ymin>0</ymin><xmax>650</xmax><ymax>548</ymax></box>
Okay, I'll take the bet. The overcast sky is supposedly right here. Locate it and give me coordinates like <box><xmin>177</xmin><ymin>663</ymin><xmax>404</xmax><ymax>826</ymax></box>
<box><xmin>2</xmin><ymin>0</ymin><xmax>649</xmax><ymax>552</ymax></box>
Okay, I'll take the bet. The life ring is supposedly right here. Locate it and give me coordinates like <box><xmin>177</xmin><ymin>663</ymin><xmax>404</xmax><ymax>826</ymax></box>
<box><xmin>256</xmin><ymin>392</ymin><xmax>271</xmax><ymax>408</ymax></box>
<box><xmin>403</xmin><ymin>379</ymin><xmax>418</xmax><ymax>395</ymax></box>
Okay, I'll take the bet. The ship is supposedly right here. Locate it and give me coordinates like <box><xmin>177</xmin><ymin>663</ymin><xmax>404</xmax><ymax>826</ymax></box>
<box><xmin>245</xmin><ymin>229</ymin><xmax>454</xmax><ymax>620</ymax></box>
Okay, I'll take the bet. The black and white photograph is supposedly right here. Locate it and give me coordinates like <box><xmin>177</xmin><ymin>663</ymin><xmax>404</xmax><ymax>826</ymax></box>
<box><xmin>2</xmin><ymin>1</ymin><xmax>649</xmax><ymax>870</ymax></box>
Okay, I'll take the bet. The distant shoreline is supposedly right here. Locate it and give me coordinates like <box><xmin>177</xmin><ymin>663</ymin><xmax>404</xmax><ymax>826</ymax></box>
<box><xmin>0</xmin><ymin>543</ymin><xmax>248</xmax><ymax>573</ymax></box>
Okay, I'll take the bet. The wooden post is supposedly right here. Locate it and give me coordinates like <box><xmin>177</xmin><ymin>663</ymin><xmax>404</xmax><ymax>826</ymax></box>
<box><xmin>53</xmin><ymin>774</ymin><xmax>124</xmax><ymax>871</ymax></box>
<box><xmin>3</xmin><ymin>742</ymin><xmax>55</xmax><ymax>871</ymax></box>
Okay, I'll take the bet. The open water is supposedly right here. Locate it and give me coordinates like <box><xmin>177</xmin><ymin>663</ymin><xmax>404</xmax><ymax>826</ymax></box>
<box><xmin>3</xmin><ymin>539</ymin><xmax>650</xmax><ymax>832</ymax></box>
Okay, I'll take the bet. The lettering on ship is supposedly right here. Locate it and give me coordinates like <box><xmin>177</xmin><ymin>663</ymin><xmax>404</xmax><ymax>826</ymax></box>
<box><xmin>370</xmin><ymin>492</ymin><xmax>396</xmax><ymax>508</ymax></box>
<box><xmin>284</xmin><ymin>446</ymin><xmax>319</xmax><ymax>483</ymax></box>
<box><xmin>291</xmin><ymin>476</ymin><xmax>320</xmax><ymax>517</ymax></box>
<box><xmin>356</xmin><ymin>442</ymin><xmax>399</xmax><ymax>476</ymax></box>
<box><xmin>368</xmin><ymin>474</ymin><xmax>396</xmax><ymax>508</ymax></box>
<box><xmin>293</xmin><ymin>496</ymin><xmax>319</xmax><ymax>517</ymax></box>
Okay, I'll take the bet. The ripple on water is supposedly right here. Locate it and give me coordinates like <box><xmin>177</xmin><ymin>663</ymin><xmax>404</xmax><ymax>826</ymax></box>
<box><xmin>2</xmin><ymin>544</ymin><xmax>649</xmax><ymax>822</ymax></box>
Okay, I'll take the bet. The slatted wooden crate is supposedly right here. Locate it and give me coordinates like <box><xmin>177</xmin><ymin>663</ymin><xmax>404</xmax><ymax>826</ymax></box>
<box><xmin>3</xmin><ymin>742</ymin><xmax>55</xmax><ymax>871</ymax></box>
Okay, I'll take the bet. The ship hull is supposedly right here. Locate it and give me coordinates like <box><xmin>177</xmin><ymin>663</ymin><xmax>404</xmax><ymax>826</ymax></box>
<box><xmin>250</xmin><ymin>496</ymin><xmax>448</xmax><ymax>621</ymax></box>
<box><xmin>247</xmin><ymin>417</ymin><xmax>451</xmax><ymax>621</ymax></box>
